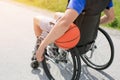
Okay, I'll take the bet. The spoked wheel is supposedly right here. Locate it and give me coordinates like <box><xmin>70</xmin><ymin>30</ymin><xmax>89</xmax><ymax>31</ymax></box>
<box><xmin>42</xmin><ymin>47</ymin><xmax>81</xmax><ymax>80</ymax></box>
<box><xmin>81</xmin><ymin>27</ymin><xmax>114</xmax><ymax>70</ymax></box>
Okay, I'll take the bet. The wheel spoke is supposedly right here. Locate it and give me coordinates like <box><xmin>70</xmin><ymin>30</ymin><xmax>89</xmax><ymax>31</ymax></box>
<box><xmin>81</xmin><ymin>27</ymin><xmax>114</xmax><ymax>70</ymax></box>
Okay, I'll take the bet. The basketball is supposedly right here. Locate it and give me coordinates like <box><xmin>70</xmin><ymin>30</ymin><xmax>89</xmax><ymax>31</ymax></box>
<box><xmin>55</xmin><ymin>23</ymin><xmax>80</xmax><ymax>49</ymax></box>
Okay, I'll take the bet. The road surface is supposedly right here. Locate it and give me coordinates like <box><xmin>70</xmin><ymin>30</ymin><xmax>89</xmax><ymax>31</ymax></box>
<box><xmin>0</xmin><ymin>1</ymin><xmax>120</xmax><ymax>80</ymax></box>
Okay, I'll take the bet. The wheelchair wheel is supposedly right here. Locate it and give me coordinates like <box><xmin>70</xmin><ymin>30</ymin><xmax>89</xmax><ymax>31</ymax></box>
<box><xmin>42</xmin><ymin>47</ymin><xmax>81</xmax><ymax>80</ymax></box>
<box><xmin>81</xmin><ymin>27</ymin><xmax>114</xmax><ymax>70</ymax></box>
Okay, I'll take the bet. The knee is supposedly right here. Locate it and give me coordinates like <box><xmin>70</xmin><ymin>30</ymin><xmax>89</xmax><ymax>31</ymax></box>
<box><xmin>33</xmin><ymin>17</ymin><xmax>40</xmax><ymax>26</ymax></box>
<box><xmin>54</xmin><ymin>12</ymin><xmax>64</xmax><ymax>20</ymax></box>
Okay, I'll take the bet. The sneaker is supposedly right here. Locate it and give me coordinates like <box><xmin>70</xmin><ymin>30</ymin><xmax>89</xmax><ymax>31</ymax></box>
<box><xmin>46</xmin><ymin>44</ymin><xmax>68</xmax><ymax>63</ymax></box>
<box><xmin>35</xmin><ymin>37</ymin><xmax>44</xmax><ymax>50</ymax></box>
<box><xmin>46</xmin><ymin>43</ymin><xmax>59</xmax><ymax>57</ymax></box>
<box><xmin>58</xmin><ymin>48</ymin><xmax>67</xmax><ymax>60</ymax></box>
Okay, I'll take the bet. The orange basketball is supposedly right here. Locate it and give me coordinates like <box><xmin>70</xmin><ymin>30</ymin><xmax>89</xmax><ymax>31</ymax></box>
<box><xmin>55</xmin><ymin>23</ymin><xmax>80</xmax><ymax>49</ymax></box>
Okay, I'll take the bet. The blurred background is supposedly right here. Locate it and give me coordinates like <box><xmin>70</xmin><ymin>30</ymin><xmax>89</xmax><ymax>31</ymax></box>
<box><xmin>0</xmin><ymin>0</ymin><xmax>120</xmax><ymax>80</ymax></box>
<box><xmin>14</xmin><ymin>0</ymin><xmax>120</xmax><ymax>30</ymax></box>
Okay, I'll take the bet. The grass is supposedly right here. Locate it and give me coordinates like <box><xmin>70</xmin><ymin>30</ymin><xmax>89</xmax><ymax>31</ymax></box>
<box><xmin>107</xmin><ymin>0</ymin><xmax>120</xmax><ymax>30</ymax></box>
<box><xmin>14</xmin><ymin>0</ymin><xmax>67</xmax><ymax>12</ymax></box>
<box><xmin>99</xmin><ymin>0</ymin><xmax>120</xmax><ymax>30</ymax></box>
<box><xmin>14</xmin><ymin>0</ymin><xmax>120</xmax><ymax>30</ymax></box>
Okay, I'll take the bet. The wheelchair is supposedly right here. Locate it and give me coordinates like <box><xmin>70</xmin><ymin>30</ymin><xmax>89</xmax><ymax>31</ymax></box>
<box><xmin>31</xmin><ymin>27</ymin><xmax>114</xmax><ymax>80</ymax></box>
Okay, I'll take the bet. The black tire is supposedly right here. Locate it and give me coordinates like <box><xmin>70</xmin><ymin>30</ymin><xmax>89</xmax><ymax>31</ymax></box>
<box><xmin>81</xmin><ymin>27</ymin><xmax>114</xmax><ymax>70</ymax></box>
<box><xmin>31</xmin><ymin>60</ymin><xmax>39</xmax><ymax>69</ymax></box>
<box><xmin>42</xmin><ymin>47</ymin><xmax>81</xmax><ymax>80</ymax></box>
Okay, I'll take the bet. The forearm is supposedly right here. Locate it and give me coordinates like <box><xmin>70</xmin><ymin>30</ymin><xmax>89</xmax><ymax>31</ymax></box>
<box><xmin>100</xmin><ymin>8</ymin><xmax>115</xmax><ymax>24</ymax></box>
<box><xmin>100</xmin><ymin>15</ymin><xmax>110</xmax><ymax>24</ymax></box>
<box><xmin>40</xmin><ymin>19</ymin><xmax>70</xmax><ymax>47</ymax></box>
<box><xmin>40</xmin><ymin>9</ymin><xmax>78</xmax><ymax>48</ymax></box>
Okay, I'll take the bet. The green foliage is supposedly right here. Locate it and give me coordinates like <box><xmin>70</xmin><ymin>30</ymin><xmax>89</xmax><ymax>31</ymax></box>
<box><xmin>39</xmin><ymin>0</ymin><xmax>67</xmax><ymax>12</ymax></box>
<box><xmin>109</xmin><ymin>0</ymin><xmax>120</xmax><ymax>29</ymax></box>
<box><xmin>108</xmin><ymin>17</ymin><xmax>120</xmax><ymax>29</ymax></box>
<box><xmin>102</xmin><ymin>0</ymin><xmax>120</xmax><ymax>30</ymax></box>
<box><xmin>15</xmin><ymin>0</ymin><xmax>67</xmax><ymax>12</ymax></box>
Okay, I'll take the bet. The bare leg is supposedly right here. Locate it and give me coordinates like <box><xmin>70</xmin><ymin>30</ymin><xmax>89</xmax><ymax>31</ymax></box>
<box><xmin>32</xmin><ymin>17</ymin><xmax>43</xmax><ymax>67</ymax></box>
<box><xmin>33</xmin><ymin>17</ymin><xmax>43</xmax><ymax>38</ymax></box>
<box><xmin>33</xmin><ymin>12</ymin><xmax>64</xmax><ymax>38</ymax></box>
<box><xmin>32</xmin><ymin>17</ymin><xmax>44</xmax><ymax>59</ymax></box>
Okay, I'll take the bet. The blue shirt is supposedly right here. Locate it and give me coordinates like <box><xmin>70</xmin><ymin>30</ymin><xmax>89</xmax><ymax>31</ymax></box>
<box><xmin>67</xmin><ymin>0</ymin><xmax>113</xmax><ymax>14</ymax></box>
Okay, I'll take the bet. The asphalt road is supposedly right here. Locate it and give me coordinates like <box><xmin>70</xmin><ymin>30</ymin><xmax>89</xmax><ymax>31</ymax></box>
<box><xmin>0</xmin><ymin>1</ymin><xmax>120</xmax><ymax>80</ymax></box>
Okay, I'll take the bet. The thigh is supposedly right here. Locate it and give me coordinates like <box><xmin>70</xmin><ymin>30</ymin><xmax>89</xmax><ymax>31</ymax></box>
<box><xmin>35</xmin><ymin>15</ymin><xmax>56</xmax><ymax>32</ymax></box>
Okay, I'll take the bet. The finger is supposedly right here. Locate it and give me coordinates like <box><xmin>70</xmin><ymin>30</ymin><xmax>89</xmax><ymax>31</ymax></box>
<box><xmin>37</xmin><ymin>56</ymin><xmax>44</xmax><ymax>62</ymax></box>
<box><xmin>40</xmin><ymin>56</ymin><xmax>44</xmax><ymax>61</ymax></box>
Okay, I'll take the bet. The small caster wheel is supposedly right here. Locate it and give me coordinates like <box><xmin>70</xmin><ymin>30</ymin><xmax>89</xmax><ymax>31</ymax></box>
<box><xmin>31</xmin><ymin>56</ymin><xmax>34</xmax><ymax>61</ymax></box>
<box><xmin>31</xmin><ymin>60</ymin><xmax>39</xmax><ymax>69</ymax></box>
<box><xmin>31</xmin><ymin>56</ymin><xmax>36</xmax><ymax>61</ymax></box>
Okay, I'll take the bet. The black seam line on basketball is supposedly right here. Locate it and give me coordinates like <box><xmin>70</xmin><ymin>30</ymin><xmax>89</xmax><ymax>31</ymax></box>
<box><xmin>56</xmin><ymin>35</ymin><xmax>80</xmax><ymax>43</ymax></box>
<box><xmin>56</xmin><ymin>26</ymin><xmax>79</xmax><ymax>43</ymax></box>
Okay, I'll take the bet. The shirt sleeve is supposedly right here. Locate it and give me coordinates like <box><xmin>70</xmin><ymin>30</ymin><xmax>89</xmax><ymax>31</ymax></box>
<box><xmin>106</xmin><ymin>0</ymin><xmax>113</xmax><ymax>9</ymax></box>
<box><xmin>67</xmin><ymin>0</ymin><xmax>85</xmax><ymax>14</ymax></box>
